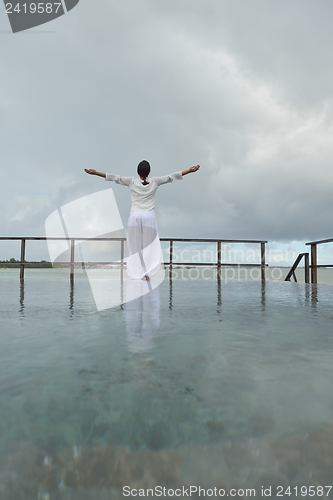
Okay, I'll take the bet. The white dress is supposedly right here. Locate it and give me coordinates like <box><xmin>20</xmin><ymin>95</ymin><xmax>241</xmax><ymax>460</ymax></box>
<box><xmin>105</xmin><ymin>171</ymin><xmax>182</xmax><ymax>279</ymax></box>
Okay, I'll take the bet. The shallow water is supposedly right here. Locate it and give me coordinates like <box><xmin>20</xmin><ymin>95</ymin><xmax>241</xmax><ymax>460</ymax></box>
<box><xmin>0</xmin><ymin>270</ymin><xmax>333</xmax><ymax>498</ymax></box>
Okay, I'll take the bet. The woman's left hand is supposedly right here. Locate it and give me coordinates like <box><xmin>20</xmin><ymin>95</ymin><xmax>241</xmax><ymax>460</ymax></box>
<box><xmin>190</xmin><ymin>165</ymin><xmax>200</xmax><ymax>173</ymax></box>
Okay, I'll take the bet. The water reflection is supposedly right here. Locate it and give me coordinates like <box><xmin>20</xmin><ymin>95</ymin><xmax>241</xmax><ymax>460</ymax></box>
<box><xmin>217</xmin><ymin>274</ymin><xmax>222</xmax><ymax>313</ymax></box>
<box><xmin>19</xmin><ymin>280</ymin><xmax>25</xmax><ymax>317</ymax></box>
<box><xmin>15</xmin><ymin>271</ymin><xmax>322</xmax><ymax>319</ymax></box>
<box><xmin>310</xmin><ymin>284</ymin><xmax>318</xmax><ymax>309</ymax></box>
<box><xmin>261</xmin><ymin>280</ymin><xmax>266</xmax><ymax>311</ymax></box>
<box><xmin>69</xmin><ymin>280</ymin><xmax>74</xmax><ymax>314</ymax></box>
<box><xmin>125</xmin><ymin>281</ymin><xmax>160</xmax><ymax>354</ymax></box>
<box><xmin>305</xmin><ymin>283</ymin><xmax>311</xmax><ymax>306</ymax></box>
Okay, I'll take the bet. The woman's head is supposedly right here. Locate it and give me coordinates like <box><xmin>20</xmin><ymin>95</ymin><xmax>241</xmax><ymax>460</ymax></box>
<box><xmin>137</xmin><ymin>160</ymin><xmax>150</xmax><ymax>185</ymax></box>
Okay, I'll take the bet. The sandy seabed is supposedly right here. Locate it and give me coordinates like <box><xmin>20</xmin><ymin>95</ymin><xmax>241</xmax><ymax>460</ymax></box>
<box><xmin>1</xmin><ymin>425</ymin><xmax>333</xmax><ymax>500</ymax></box>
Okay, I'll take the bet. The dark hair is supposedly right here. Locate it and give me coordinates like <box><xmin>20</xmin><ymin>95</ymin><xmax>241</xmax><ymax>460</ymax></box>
<box><xmin>137</xmin><ymin>160</ymin><xmax>150</xmax><ymax>185</ymax></box>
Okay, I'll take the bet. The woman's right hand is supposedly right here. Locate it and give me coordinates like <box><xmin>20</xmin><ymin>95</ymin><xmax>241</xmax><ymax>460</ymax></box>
<box><xmin>84</xmin><ymin>168</ymin><xmax>97</xmax><ymax>175</ymax></box>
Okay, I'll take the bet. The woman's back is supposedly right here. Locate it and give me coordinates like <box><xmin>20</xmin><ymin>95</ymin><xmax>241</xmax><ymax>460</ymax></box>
<box><xmin>105</xmin><ymin>172</ymin><xmax>183</xmax><ymax>211</ymax></box>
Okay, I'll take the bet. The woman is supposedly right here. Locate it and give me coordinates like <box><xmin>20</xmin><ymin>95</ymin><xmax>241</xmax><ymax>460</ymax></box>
<box><xmin>84</xmin><ymin>161</ymin><xmax>200</xmax><ymax>280</ymax></box>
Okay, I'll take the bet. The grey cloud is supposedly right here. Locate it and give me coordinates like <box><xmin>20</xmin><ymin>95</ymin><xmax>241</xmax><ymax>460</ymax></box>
<box><xmin>1</xmin><ymin>0</ymin><xmax>333</xmax><ymax>255</ymax></box>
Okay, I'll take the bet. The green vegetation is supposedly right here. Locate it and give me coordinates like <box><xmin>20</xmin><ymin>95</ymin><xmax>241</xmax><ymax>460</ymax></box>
<box><xmin>0</xmin><ymin>258</ymin><xmax>52</xmax><ymax>269</ymax></box>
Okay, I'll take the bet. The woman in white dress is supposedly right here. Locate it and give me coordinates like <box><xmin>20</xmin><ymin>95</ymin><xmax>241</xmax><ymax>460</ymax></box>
<box><xmin>84</xmin><ymin>161</ymin><xmax>200</xmax><ymax>280</ymax></box>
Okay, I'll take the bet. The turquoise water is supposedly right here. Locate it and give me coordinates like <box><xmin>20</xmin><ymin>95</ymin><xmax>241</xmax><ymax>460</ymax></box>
<box><xmin>0</xmin><ymin>269</ymin><xmax>333</xmax><ymax>498</ymax></box>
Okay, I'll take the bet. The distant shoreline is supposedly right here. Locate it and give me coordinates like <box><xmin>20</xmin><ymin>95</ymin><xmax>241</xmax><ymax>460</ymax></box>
<box><xmin>0</xmin><ymin>259</ymin><xmax>52</xmax><ymax>269</ymax></box>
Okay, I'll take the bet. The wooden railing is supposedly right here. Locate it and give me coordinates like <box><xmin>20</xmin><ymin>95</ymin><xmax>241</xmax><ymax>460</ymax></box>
<box><xmin>0</xmin><ymin>237</ymin><xmax>267</xmax><ymax>281</ymax></box>
<box><xmin>305</xmin><ymin>238</ymin><xmax>333</xmax><ymax>284</ymax></box>
<box><xmin>284</xmin><ymin>253</ymin><xmax>309</xmax><ymax>283</ymax></box>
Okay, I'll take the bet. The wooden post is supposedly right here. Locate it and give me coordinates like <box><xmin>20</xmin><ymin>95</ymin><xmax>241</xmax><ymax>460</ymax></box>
<box><xmin>261</xmin><ymin>242</ymin><xmax>266</xmax><ymax>281</ymax></box>
<box><xmin>217</xmin><ymin>243</ymin><xmax>222</xmax><ymax>309</ymax></box>
<box><xmin>20</xmin><ymin>239</ymin><xmax>26</xmax><ymax>281</ymax></box>
<box><xmin>217</xmin><ymin>241</ymin><xmax>221</xmax><ymax>281</ymax></box>
<box><xmin>121</xmin><ymin>240</ymin><xmax>124</xmax><ymax>282</ymax></box>
<box><xmin>70</xmin><ymin>239</ymin><xmax>75</xmax><ymax>283</ymax></box>
<box><xmin>311</xmin><ymin>244</ymin><xmax>317</xmax><ymax>284</ymax></box>
<box><xmin>304</xmin><ymin>253</ymin><xmax>309</xmax><ymax>284</ymax></box>
<box><xmin>169</xmin><ymin>240</ymin><xmax>173</xmax><ymax>280</ymax></box>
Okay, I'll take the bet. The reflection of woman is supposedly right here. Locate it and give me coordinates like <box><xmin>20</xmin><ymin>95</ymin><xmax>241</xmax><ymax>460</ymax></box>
<box><xmin>85</xmin><ymin>161</ymin><xmax>200</xmax><ymax>280</ymax></box>
<box><xmin>126</xmin><ymin>280</ymin><xmax>161</xmax><ymax>354</ymax></box>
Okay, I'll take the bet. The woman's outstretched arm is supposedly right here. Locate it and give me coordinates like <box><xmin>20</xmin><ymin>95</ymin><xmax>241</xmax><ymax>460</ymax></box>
<box><xmin>155</xmin><ymin>165</ymin><xmax>200</xmax><ymax>186</ymax></box>
<box><xmin>182</xmin><ymin>165</ymin><xmax>200</xmax><ymax>176</ymax></box>
<box><xmin>85</xmin><ymin>168</ymin><xmax>133</xmax><ymax>186</ymax></box>
<box><xmin>84</xmin><ymin>169</ymin><xmax>106</xmax><ymax>178</ymax></box>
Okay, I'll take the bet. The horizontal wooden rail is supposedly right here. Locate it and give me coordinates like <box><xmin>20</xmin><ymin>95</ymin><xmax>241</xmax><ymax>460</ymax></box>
<box><xmin>160</xmin><ymin>238</ymin><xmax>268</xmax><ymax>244</ymax></box>
<box><xmin>164</xmin><ymin>262</ymin><xmax>268</xmax><ymax>267</ymax></box>
<box><xmin>1</xmin><ymin>261</ymin><xmax>123</xmax><ymax>266</ymax></box>
<box><xmin>0</xmin><ymin>238</ymin><xmax>267</xmax><ymax>248</ymax></box>
<box><xmin>306</xmin><ymin>238</ymin><xmax>333</xmax><ymax>245</ymax></box>
<box><xmin>0</xmin><ymin>237</ymin><xmax>267</xmax><ymax>282</ymax></box>
<box><xmin>0</xmin><ymin>237</ymin><xmax>127</xmax><ymax>241</ymax></box>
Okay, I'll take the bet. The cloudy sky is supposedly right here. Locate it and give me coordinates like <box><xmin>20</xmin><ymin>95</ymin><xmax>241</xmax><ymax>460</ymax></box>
<box><xmin>1</xmin><ymin>0</ymin><xmax>333</xmax><ymax>265</ymax></box>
